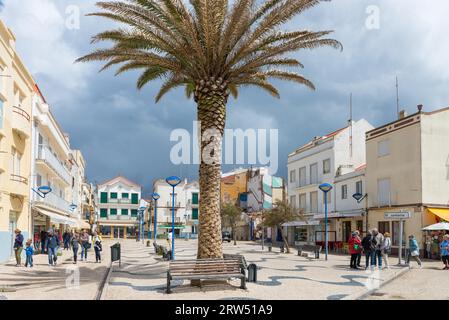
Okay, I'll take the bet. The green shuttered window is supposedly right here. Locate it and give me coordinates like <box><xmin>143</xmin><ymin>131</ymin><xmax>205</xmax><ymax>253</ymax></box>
<box><xmin>100</xmin><ymin>208</ymin><xmax>107</xmax><ymax>218</ymax></box>
<box><xmin>131</xmin><ymin>193</ymin><xmax>139</xmax><ymax>204</ymax></box>
<box><xmin>110</xmin><ymin>208</ymin><xmax>117</xmax><ymax>215</ymax></box>
<box><xmin>121</xmin><ymin>209</ymin><xmax>129</xmax><ymax>215</ymax></box>
<box><xmin>192</xmin><ymin>208</ymin><xmax>199</xmax><ymax>220</ymax></box>
<box><xmin>192</xmin><ymin>193</ymin><xmax>199</xmax><ymax>205</ymax></box>
<box><xmin>100</xmin><ymin>192</ymin><xmax>108</xmax><ymax>203</ymax></box>
<box><xmin>131</xmin><ymin>209</ymin><xmax>138</xmax><ymax>217</ymax></box>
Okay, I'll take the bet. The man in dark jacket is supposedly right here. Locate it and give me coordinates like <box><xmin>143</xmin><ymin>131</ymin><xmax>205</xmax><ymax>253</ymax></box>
<box><xmin>361</xmin><ymin>231</ymin><xmax>376</xmax><ymax>270</ymax></box>
<box><xmin>45</xmin><ymin>230</ymin><xmax>60</xmax><ymax>266</ymax></box>
<box><xmin>14</xmin><ymin>229</ymin><xmax>24</xmax><ymax>267</ymax></box>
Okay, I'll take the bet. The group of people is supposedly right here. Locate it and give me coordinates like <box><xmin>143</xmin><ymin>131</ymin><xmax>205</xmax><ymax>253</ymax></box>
<box><xmin>348</xmin><ymin>229</ymin><xmax>424</xmax><ymax>270</ymax></box>
<box><xmin>13</xmin><ymin>228</ymin><xmax>103</xmax><ymax>267</ymax></box>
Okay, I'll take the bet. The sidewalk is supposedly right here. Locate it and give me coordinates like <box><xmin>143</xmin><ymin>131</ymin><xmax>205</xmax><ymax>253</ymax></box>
<box><xmin>103</xmin><ymin>239</ymin><xmax>409</xmax><ymax>300</ymax></box>
<box><xmin>0</xmin><ymin>241</ymin><xmax>112</xmax><ymax>300</ymax></box>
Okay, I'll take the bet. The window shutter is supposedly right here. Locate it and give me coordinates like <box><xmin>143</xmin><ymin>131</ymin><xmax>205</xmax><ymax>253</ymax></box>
<box><xmin>131</xmin><ymin>193</ymin><xmax>139</xmax><ymax>204</ymax></box>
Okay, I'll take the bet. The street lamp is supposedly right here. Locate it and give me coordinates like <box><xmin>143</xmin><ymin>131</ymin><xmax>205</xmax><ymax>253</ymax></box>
<box><xmin>166</xmin><ymin>176</ymin><xmax>181</xmax><ymax>260</ymax></box>
<box><xmin>32</xmin><ymin>185</ymin><xmax>52</xmax><ymax>198</ymax></box>
<box><xmin>151</xmin><ymin>192</ymin><xmax>160</xmax><ymax>242</ymax></box>
<box><xmin>319</xmin><ymin>183</ymin><xmax>333</xmax><ymax>261</ymax></box>
<box><xmin>138</xmin><ymin>207</ymin><xmax>146</xmax><ymax>243</ymax></box>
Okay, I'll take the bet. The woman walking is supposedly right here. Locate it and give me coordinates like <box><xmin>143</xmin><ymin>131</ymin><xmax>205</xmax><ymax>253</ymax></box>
<box><xmin>349</xmin><ymin>231</ymin><xmax>362</xmax><ymax>269</ymax></box>
<box><xmin>381</xmin><ymin>232</ymin><xmax>392</xmax><ymax>269</ymax></box>
<box><xmin>407</xmin><ymin>235</ymin><xmax>423</xmax><ymax>269</ymax></box>
<box><xmin>80</xmin><ymin>230</ymin><xmax>89</xmax><ymax>261</ymax></box>
<box><xmin>71</xmin><ymin>233</ymin><xmax>80</xmax><ymax>264</ymax></box>
<box><xmin>440</xmin><ymin>234</ymin><xmax>449</xmax><ymax>270</ymax></box>
<box><xmin>93</xmin><ymin>232</ymin><xmax>102</xmax><ymax>263</ymax></box>
<box><xmin>13</xmin><ymin>229</ymin><xmax>24</xmax><ymax>267</ymax></box>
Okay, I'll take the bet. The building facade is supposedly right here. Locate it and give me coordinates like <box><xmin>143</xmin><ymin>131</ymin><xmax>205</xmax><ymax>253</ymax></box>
<box><xmin>97</xmin><ymin>176</ymin><xmax>142</xmax><ymax>238</ymax></box>
<box><xmin>366</xmin><ymin>106</ymin><xmax>449</xmax><ymax>256</ymax></box>
<box><xmin>153</xmin><ymin>179</ymin><xmax>199</xmax><ymax>238</ymax></box>
<box><xmin>0</xmin><ymin>20</ymin><xmax>34</xmax><ymax>263</ymax></box>
<box><xmin>286</xmin><ymin>119</ymin><xmax>374</xmax><ymax>247</ymax></box>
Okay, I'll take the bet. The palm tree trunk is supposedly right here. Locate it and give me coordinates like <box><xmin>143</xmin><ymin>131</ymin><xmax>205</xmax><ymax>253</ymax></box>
<box><xmin>233</xmin><ymin>223</ymin><xmax>237</xmax><ymax>246</ymax></box>
<box><xmin>196</xmin><ymin>80</ymin><xmax>227</xmax><ymax>259</ymax></box>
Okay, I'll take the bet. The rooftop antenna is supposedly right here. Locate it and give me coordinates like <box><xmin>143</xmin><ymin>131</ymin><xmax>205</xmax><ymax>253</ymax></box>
<box><xmin>396</xmin><ymin>76</ymin><xmax>400</xmax><ymax>119</ymax></box>
<box><xmin>349</xmin><ymin>93</ymin><xmax>353</xmax><ymax>157</ymax></box>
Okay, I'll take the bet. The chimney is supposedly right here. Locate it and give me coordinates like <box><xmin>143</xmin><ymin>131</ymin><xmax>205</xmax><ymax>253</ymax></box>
<box><xmin>417</xmin><ymin>104</ymin><xmax>423</xmax><ymax>112</ymax></box>
<box><xmin>398</xmin><ymin>110</ymin><xmax>407</xmax><ymax>119</ymax></box>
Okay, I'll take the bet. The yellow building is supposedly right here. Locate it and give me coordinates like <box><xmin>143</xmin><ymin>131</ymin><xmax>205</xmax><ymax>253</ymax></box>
<box><xmin>221</xmin><ymin>168</ymin><xmax>249</xmax><ymax>205</ymax></box>
<box><xmin>366</xmin><ymin>106</ymin><xmax>449</xmax><ymax>256</ymax></box>
<box><xmin>0</xmin><ymin>20</ymin><xmax>34</xmax><ymax>263</ymax></box>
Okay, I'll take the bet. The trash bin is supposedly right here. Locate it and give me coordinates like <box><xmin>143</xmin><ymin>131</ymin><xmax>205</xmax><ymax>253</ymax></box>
<box><xmin>111</xmin><ymin>242</ymin><xmax>121</xmax><ymax>267</ymax></box>
<box><xmin>247</xmin><ymin>264</ymin><xmax>257</xmax><ymax>282</ymax></box>
<box><xmin>268</xmin><ymin>244</ymin><xmax>272</xmax><ymax>252</ymax></box>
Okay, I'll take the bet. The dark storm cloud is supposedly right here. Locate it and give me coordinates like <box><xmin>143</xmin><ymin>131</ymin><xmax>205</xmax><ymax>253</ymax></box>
<box><xmin>1</xmin><ymin>0</ymin><xmax>449</xmax><ymax>193</ymax></box>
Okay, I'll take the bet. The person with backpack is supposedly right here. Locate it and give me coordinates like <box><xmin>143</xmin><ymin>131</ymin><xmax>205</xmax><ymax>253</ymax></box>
<box><xmin>45</xmin><ymin>229</ymin><xmax>60</xmax><ymax>266</ymax></box>
<box><xmin>381</xmin><ymin>232</ymin><xmax>392</xmax><ymax>269</ymax></box>
<box><xmin>348</xmin><ymin>231</ymin><xmax>362</xmax><ymax>269</ymax></box>
<box><xmin>361</xmin><ymin>230</ymin><xmax>376</xmax><ymax>270</ymax></box>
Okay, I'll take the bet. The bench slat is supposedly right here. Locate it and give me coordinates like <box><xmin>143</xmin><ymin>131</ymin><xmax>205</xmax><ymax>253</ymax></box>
<box><xmin>171</xmin><ymin>273</ymin><xmax>244</xmax><ymax>280</ymax></box>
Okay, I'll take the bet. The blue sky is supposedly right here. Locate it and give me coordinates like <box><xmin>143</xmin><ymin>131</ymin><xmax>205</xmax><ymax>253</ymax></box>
<box><xmin>1</xmin><ymin>0</ymin><xmax>449</xmax><ymax>194</ymax></box>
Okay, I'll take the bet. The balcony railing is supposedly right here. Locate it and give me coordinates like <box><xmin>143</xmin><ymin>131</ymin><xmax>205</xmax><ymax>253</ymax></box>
<box><xmin>12</xmin><ymin>106</ymin><xmax>31</xmax><ymax>139</ymax></box>
<box><xmin>33</xmin><ymin>191</ymin><xmax>71</xmax><ymax>213</ymax></box>
<box><xmin>107</xmin><ymin>198</ymin><xmax>132</xmax><ymax>204</ymax></box>
<box><xmin>37</xmin><ymin>145</ymin><xmax>71</xmax><ymax>185</ymax></box>
<box><xmin>166</xmin><ymin>201</ymin><xmax>182</xmax><ymax>208</ymax></box>
<box><xmin>10</xmin><ymin>174</ymin><xmax>28</xmax><ymax>184</ymax></box>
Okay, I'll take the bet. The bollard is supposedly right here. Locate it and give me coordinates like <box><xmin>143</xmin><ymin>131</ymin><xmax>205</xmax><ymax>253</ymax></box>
<box><xmin>268</xmin><ymin>245</ymin><xmax>272</xmax><ymax>252</ymax></box>
<box><xmin>247</xmin><ymin>264</ymin><xmax>258</xmax><ymax>282</ymax></box>
<box><xmin>280</xmin><ymin>244</ymin><xmax>284</xmax><ymax>253</ymax></box>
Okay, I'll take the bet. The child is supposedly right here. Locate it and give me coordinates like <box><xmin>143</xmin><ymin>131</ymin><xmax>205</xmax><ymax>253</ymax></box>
<box><xmin>25</xmin><ymin>239</ymin><xmax>34</xmax><ymax>267</ymax></box>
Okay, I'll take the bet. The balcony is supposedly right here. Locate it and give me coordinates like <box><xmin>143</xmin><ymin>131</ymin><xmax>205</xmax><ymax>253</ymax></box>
<box><xmin>102</xmin><ymin>215</ymin><xmax>138</xmax><ymax>221</ymax></box>
<box><xmin>36</xmin><ymin>145</ymin><xmax>71</xmax><ymax>185</ymax></box>
<box><xmin>0</xmin><ymin>150</ymin><xmax>6</xmax><ymax>173</ymax></box>
<box><xmin>9</xmin><ymin>174</ymin><xmax>28</xmax><ymax>196</ymax></box>
<box><xmin>33</xmin><ymin>191</ymin><xmax>71</xmax><ymax>214</ymax></box>
<box><xmin>166</xmin><ymin>201</ymin><xmax>182</xmax><ymax>208</ymax></box>
<box><xmin>12</xmin><ymin>106</ymin><xmax>31</xmax><ymax>139</ymax></box>
<box><xmin>107</xmin><ymin>198</ymin><xmax>132</xmax><ymax>204</ymax></box>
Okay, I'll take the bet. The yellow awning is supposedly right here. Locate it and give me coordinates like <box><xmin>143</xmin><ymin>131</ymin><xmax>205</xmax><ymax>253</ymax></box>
<box><xmin>428</xmin><ymin>208</ymin><xmax>449</xmax><ymax>222</ymax></box>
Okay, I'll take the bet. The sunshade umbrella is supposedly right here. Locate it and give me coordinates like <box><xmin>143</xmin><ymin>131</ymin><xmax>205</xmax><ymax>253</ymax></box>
<box><xmin>422</xmin><ymin>222</ymin><xmax>449</xmax><ymax>231</ymax></box>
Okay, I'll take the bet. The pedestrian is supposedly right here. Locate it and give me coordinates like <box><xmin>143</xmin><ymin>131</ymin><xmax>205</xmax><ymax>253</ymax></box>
<box><xmin>93</xmin><ymin>232</ymin><xmax>102</xmax><ymax>263</ymax></box>
<box><xmin>45</xmin><ymin>230</ymin><xmax>60</xmax><ymax>266</ymax></box>
<box><xmin>63</xmin><ymin>230</ymin><xmax>70</xmax><ymax>250</ymax></box>
<box><xmin>372</xmin><ymin>228</ymin><xmax>384</xmax><ymax>269</ymax></box>
<box><xmin>440</xmin><ymin>234</ymin><xmax>449</xmax><ymax>270</ymax></box>
<box><xmin>80</xmin><ymin>230</ymin><xmax>90</xmax><ymax>261</ymax></box>
<box><xmin>348</xmin><ymin>231</ymin><xmax>362</xmax><ymax>269</ymax></box>
<box><xmin>40</xmin><ymin>230</ymin><xmax>47</xmax><ymax>254</ymax></box>
<box><xmin>361</xmin><ymin>230</ymin><xmax>375</xmax><ymax>270</ymax></box>
<box><xmin>407</xmin><ymin>235</ymin><xmax>423</xmax><ymax>269</ymax></box>
<box><xmin>71</xmin><ymin>232</ymin><xmax>80</xmax><ymax>264</ymax></box>
<box><xmin>13</xmin><ymin>229</ymin><xmax>24</xmax><ymax>267</ymax></box>
<box><xmin>25</xmin><ymin>239</ymin><xmax>34</xmax><ymax>268</ymax></box>
<box><xmin>381</xmin><ymin>232</ymin><xmax>392</xmax><ymax>269</ymax></box>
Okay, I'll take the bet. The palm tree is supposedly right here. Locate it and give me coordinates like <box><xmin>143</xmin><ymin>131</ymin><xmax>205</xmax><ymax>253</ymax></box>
<box><xmin>77</xmin><ymin>0</ymin><xmax>341</xmax><ymax>259</ymax></box>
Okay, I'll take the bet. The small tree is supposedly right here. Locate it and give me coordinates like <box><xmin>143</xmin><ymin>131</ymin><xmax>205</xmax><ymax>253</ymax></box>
<box><xmin>221</xmin><ymin>203</ymin><xmax>242</xmax><ymax>245</ymax></box>
<box><xmin>262</xmin><ymin>200</ymin><xmax>303</xmax><ymax>253</ymax></box>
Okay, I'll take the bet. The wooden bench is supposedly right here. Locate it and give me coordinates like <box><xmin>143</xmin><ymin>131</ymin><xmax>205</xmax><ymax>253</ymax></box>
<box><xmin>223</xmin><ymin>254</ymin><xmax>248</xmax><ymax>270</ymax></box>
<box><xmin>166</xmin><ymin>258</ymin><xmax>246</xmax><ymax>294</ymax></box>
<box><xmin>297</xmin><ymin>245</ymin><xmax>322</xmax><ymax>259</ymax></box>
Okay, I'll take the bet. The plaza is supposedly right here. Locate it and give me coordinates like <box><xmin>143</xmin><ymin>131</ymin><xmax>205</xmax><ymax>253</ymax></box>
<box><xmin>1</xmin><ymin>239</ymin><xmax>447</xmax><ymax>300</ymax></box>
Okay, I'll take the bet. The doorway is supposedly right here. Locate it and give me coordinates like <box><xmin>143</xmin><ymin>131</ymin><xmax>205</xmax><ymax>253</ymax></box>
<box><xmin>9</xmin><ymin>213</ymin><xmax>17</xmax><ymax>258</ymax></box>
<box><xmin>342</xmin><ymin>221</ymin><xmax>352</xmax><ymax>243</ymax></box>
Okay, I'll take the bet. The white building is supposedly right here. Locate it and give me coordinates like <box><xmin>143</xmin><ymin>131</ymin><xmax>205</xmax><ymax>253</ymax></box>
<box><xmin>286</xmin><ymin>119</ymin><xmax>374</xmax><ymax>246</ymax></box>
<box><xmin>97</xmin><ymin>176</ymin><xmax>142</xmax><ymax>238</ymax></box>
<box><xmin>153</xmin><ymin>179</ymin><xmax>199</xmax><ymax>238</ymax></box>
<box><xmin>30</xmin><ymin>87</ymin><xmax>81</xmax><ymax>237</ymax></box>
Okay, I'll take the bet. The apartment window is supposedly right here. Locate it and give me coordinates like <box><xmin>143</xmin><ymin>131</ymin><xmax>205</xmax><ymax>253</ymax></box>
<box><xmin>100</xmin><ymin>192</ymin><xmax>108</xmax><ymax>203</ymax></box>
<box><xmin>341</xmin><ymin>185</ymin><xmax>348</xmax><ymax>199</ymax></box>
<box><xmin>121</xmin><ymin>193</ymin><xmax>129</xmax><ymax>198</ymax></box>
<box><xmin>323</xmin><ymin>159</ymin><xmax>331</xmax><ymax>174</ymax></box>
<box><xmin>11</xmin><ymin>148</ymin><xmax>22</xmax><ymax>176</ymax></box>
<box><xmin>100</xmin><ymin>208</ymin><xmax>107</xmax><ymax>218</ymax></box>
<box><xmin>378</xmin><ymin>221</ymin><xmax>390</xmax><ymax>235</ymax></box>
<box><xmin>322</xmin><ymin>190</ymin><xmax>331</xmax><ymax>204</ymax></box>
<box><xmin>299</xmin><ymin>167</ymin><xmax>306</xmax><ymax>187</ymax></box>
<box><xmin>131</xmin><ymin>193</ymin><xmax>139</xmax><ymax>204</ymax></box>
<box><xmin>310</xmin><ymin>163</ymin><xmax>318</xmax><ymax>184</ymax></box>
<box><xmin>131</xmin><ymin>209</ymin><xmax>138</xmax><ymax>217</ymax></box>
<box><xmin>299</xmin><ymin>193</ymin><xmax>307</xmax><ymax>211</ymax></box>
<box><xmin>310</xmin><ymin>192</ymin><xmax>318</xmax><ymax>213</ymax></box>
<box><xmin>110</xmin><ymin>192</ymin><xmax>118</xmax><ymax>199</ymax></box>
<box><xmin>192</xmin><ymin>193</ymin><xmax>199</xmax><ymax>205</ymax></box>
<box><xmin>110</xmin><ymin>208</ymin><xmax>117</xmax><ymax>215</ymax></box>
<box><xmin>378</xmin><ymin>178</ymin><xmax>391</xmax><ymax>206</ymax></box>
<box><xmin>290</xmin><ymin>195</ymin><xmax>297</xmax><ymax>208</ymax></box>
<box><xmin>192</xmin><ymin>208</ymin><xmax>199</xmax><ymax>220</ymax></box>
<box><xmin>121</xmin><ymin>209</ymin><xmax>129</xmax><ymax>216</ymax></box>
<box><xmin>289</xmin><ymin>170</ymin><xmax>296</xmax><ymax>183</ymax></box>
<box><xmin>378</xmin><ymin>140</ymin><xmax>390</xmax><ymax>157</ymax></box>
<box><xmin>356</xmin><ymin>181</ymin><xmax>363</xmax><ymax>195</ymax></box>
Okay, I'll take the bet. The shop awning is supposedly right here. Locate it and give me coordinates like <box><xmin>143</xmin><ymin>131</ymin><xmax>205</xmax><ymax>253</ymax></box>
<box><xmin>313</xmin><ymin>210</ymin><xmax>364</xmax><ymax>219</ymax></box>
<box><xmin>76</xmin><ymin>220</ymin><xmax>91</xmax><ymax>230</ymax></box>
<box><xmin>428</xmin><ymin>208</ymin><xmax>449</xmax><ymax>222</ymax></box>
<box><xmin>34</xmin><ymin>207</ymin><xmax>78</xmax><ymax>226</ymax></box>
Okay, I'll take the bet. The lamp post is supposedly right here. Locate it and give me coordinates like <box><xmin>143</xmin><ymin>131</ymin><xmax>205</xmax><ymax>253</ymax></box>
<box><xmin>151</xmin><ymin>193</ymin><xmax>160</xmax><ymax>243</ymax></box>
<box><xmin>166</xmin><ymin>176</ymin><xmax>181</xmax><ymax>260</ymax></box>
<box><xmin>319</xmin><ymin>183</ymin><xmax>333</xmax><ymax>261</ymax></box>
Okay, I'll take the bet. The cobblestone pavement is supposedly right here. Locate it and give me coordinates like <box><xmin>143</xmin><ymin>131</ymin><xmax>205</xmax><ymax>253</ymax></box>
<box><xmin>0</xmin><ymin>240</ymin><xmax>112</xmax><ymax>300</ymax></box>
<box><xmin>364</xmin><ymin>260</ymin><xmax>449</xmax><ymax>300</ymax></box>
<box><xmin>103</xmin><ymin>239</ymin><xmax>409</xmax><ymax>300</ymax></box>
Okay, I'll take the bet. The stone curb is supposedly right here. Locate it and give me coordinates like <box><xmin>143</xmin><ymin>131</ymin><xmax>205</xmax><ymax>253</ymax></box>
<box><xmin>96</xmin><ymin>260</ymin><xmax>114</xmax><ymax>300</ymax></box>
<box><xmin>341</xmin><ymin>266</ymin><xmax>410</xmax><ymax>300</ymax></box>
